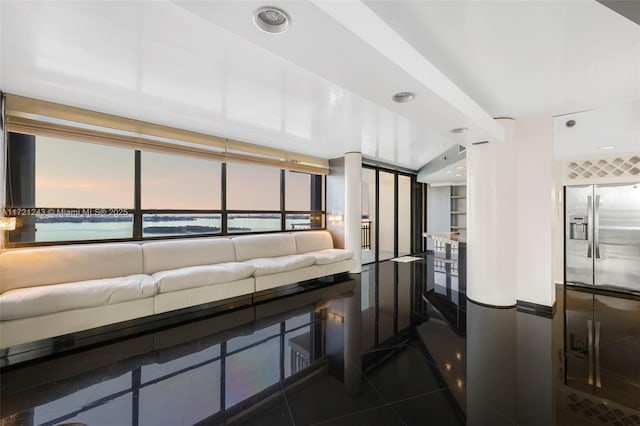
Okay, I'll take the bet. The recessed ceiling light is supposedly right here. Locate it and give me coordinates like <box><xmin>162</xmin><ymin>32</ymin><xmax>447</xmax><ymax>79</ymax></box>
<box><xmin>392</xmin><ymin>92</ymin><xmax>415</xmax><ymax>103</ymax></box>
<box><xmin>445</xmin><ymin>170</ymin><xmax>452</xmax><ymax>174</ymax></box>
<box><xmin>451</xmin><ymin>127</ymin><xmax>468</xmax><ymax>134</ymax></box>
<box><xmin>253</xmin><ymin>6</ymin><xmax>291</xmax><ymax>34</ymax></box>
<box><xmin>455</xmin><ymin>173</ymin><xmax>462</xmax><ymax>177</ymax></box>
<box><xmin>455</xmin><ymin>166</ymin><xmax>464</xmax><ymax>170</ymax></box>
<box><xmin>565</xmin><ymin>120</ymin><xmax>576</xmax><ymax>128</ymax></box>
<box><xmin>598</xmin><ymin>145</ymin><xmax>616</xmax><ymax>150</ymax></box>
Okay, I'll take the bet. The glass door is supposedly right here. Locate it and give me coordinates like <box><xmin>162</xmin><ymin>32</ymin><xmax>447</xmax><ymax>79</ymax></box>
<box><xmin>378</xmin><ymin>171</ymin><xmax>396</xmax><ymax>261</ymax></box>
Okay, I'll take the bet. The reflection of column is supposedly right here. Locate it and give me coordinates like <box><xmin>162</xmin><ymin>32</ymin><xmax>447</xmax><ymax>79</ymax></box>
<box><xmin>344</xmin><ymin>152</ymin><xmax>362</xmax><ymax>272</ymax></box>
<box><xmin>467</xmin><ymin>119</ymin><xmax>516</xmax><ymax>306</ymax></box>
<box><xmin>344</xmin><ymin>278</ymin><xmax>362</xmax><ymax>395</ymax></box>
<box><xmin>516</xmin><ymin>311</ymin><xmax>553</xmax><ymax>426</ymax></box>
<box><xmin>467</xmin><ymin>301</ymin><xmax>516</xmax><ymax>425</ymax></box>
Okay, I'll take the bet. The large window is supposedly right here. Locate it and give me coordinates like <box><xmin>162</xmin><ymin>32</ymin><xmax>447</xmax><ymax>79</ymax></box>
<box><xmin>141</xmin><ymin>152</ymin><xmax>222</xmax><ymax>237</ymax></box>
<box><xmin>3</xmin><ymin>132</ymin><xmax>325</xmax><ymax>245</ymax></box>
<box><xmin>226</xmin><ymin>162</ymin><xmax>280</xmax><ymax>211</ymax></box>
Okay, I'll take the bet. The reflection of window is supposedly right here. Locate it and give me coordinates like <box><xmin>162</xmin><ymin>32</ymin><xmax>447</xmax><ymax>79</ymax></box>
<box><xmin>140</xmin><ymin>362</ymin><xmax>221</xmax><ymax>426</ymax></box>
<box><xmin>24</xmin><ymin>315</ymin><xmax>322</xmax><ymax>424</ymax></box>
<box><xmin>34</xmin><ymin>372</ymin><xmax>132</xmax><ymax>426</ymax></box>
<box><xmin>227</xmin><ymin>323</ymin><xmax>280</xmax><ymax>352</ymax></box>
<box><xmin>142</xmin><ymin>152</ymin><xmax>221</xmax><ymax>209</ymax></box>
<box><xmin>141</xmin><ymin>344</ymin><xmax>220</xmax><ymax>382</ymax></box>
<box><xmin>226</xmin><ymin>162</ymin><xmax>280</xmax><ymax>210</ymax></box>
<box><xmin>225</xmin><ymin>337</ymin><xmax>280</xmax><ymax>408</ymax></box>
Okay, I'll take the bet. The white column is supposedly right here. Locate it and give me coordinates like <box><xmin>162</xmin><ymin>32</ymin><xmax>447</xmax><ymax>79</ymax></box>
<box><xmin>515</xmin><ymin>116</ymin><xmax>555</xmax><ymax>307</ymax></box>
<box><xmin>467</xmin><ymin>118</ymin><xmax>517</xmax><ymax>306</ymax></box>
<box><xmin>344</xmin><ymin>152</ymin><xmax>362</xmax><ymax>273</ymax></box>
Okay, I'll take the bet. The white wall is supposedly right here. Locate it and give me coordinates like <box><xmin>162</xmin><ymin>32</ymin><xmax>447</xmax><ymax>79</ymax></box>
<box><xmin>515</xmin><ymin>115</ymin><xmax>555</xmax><ymax>307</ymax></box>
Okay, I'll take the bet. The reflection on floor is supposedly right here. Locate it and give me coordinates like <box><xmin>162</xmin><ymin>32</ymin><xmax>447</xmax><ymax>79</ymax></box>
<box><xmin>361</xmin><ymin>250</ymin><xmax>404</xmax><ymax>265</ymax></box>
<box><xmin>1</xmin><ymin>253</ymin><xmax>639</xmax><ymax>425</ymax></box>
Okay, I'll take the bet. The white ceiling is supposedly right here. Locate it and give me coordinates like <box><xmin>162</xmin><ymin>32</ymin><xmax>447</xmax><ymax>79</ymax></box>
<box><xmin>1</xmin><ymin>1</ymin><xmax>638</xmax><ymax>171</ymax></box>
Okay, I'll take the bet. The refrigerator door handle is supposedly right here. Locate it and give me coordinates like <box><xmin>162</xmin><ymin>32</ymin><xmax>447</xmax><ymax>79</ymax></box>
<box><xmin>594</xmin><ymin>195</ymin><xmax>601</xmax><ymax>259</ymax></box>
<box><xmin>595</xmin><ymin>321</ymin><xmax>602</xmax><ymax>388</ymax></box>
<box><xmin>587</xmin><ymin>196</ymin><xmax>594</xmax><ymax>258</ymax></box>
<box><xmin>588</xmin><ymin>319</ymin><xmax>594</xmax><ymax>385</ymax></box>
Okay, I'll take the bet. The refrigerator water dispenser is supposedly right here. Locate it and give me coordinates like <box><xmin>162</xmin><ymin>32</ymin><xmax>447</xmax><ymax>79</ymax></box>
<box><xmin>569</xmin><ymin>215</ymin><xmax>588</xmax><ymax>240</ymax></box>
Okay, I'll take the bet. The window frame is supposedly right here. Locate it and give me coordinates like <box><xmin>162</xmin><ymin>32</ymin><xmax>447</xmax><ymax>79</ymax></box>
<box><xmin>3</xmin><ymin>133</ymin><xmax>327</xmax><ymax>247</ymax></box>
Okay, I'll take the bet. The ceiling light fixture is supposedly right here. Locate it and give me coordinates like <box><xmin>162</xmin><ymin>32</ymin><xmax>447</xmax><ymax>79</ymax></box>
<box><xmin>392</xmin><ymin>92</ymin><xmax>415</xmax><ymax>103</ymax></box>
<box><xmin>455</xmin><ymin>166</ymin><xmax>464</xmax><ymax>170</ymax></box>
<box><xmin>451</xmin><ymin>127</ymin><xmax>468</xmax><ymax>134</ymax></box>
<box><xmin>598</xmin><ymin>145</ymin><xmax>616</xmax><ymax>150</ymax></box>
<box><xmin>565</xmin><ymin>120</ymin><xmax>577</xmax><ymax>128</ymax></box>
<box><xmin>455</xmin><ymin>173</ymin><xmax>462</xmax><ymax>177</ymax></box>
<box><xmin>253</xmin><ymin>6</ymin><xmax>291</xmax><ymax>34</ymax></box>
<box><xmin>445</xmin><ymin>170</ymin><xmax>452</xmax><ymax>174</ymax></box>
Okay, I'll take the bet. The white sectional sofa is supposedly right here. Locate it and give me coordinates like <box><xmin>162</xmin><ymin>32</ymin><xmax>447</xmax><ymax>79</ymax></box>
<box><xmin>0</xmin><ymin>231</ymin><xmax>353</xmax><ymax>349</ymax></box>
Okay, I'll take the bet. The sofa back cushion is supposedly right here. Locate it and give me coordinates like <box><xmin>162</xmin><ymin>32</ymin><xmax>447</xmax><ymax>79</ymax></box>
<box><xmin>232</xmin><ymin>234</ymin><xmax>296</xmax><ymax>261</ymax></box>
<box><xmin>142</xmin><ymin>238</ymin><xmax>236</xmax><ymax>274</ymax></box>
<box><xmin>0</xmin><ymin>243</ymin><xmax>144</xmax><ymax>294</ymax></box>
<box><xmin>293</xmin><ymin>231</ymin><xmax>335</xmax><ymax>254</ymax></box>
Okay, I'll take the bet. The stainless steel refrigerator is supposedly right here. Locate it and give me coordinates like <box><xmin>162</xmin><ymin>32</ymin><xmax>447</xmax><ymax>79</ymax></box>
<box><xmin>565</xmin><ymin>183</ymin><xmax>640</xmax><ymax>294</ymax></box>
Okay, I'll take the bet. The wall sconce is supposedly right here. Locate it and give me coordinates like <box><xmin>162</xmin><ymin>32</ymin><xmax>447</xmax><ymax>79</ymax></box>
<box><xmin>328</xmin><ymin>311</ymin><xmax>345</xmax><ymax>324</ymax></box>
<box><xmin>327</xmin><ymin>213</ymin><xmax>344</xmax><ymax>223</ymax></box>
<box><xmin>0</xmin><ymin>217</ymin><xmax>16</xmax><ymax>231</ymax></box>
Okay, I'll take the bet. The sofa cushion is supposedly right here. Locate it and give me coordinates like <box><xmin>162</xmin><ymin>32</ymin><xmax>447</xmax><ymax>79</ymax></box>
<box><xmin>142</xmin><ymin>238</ymin><xmax>236</xmax><ymax>275</ymax></box>
<box><xmin>307</xmin><ymin>248</ymin><xmax>354</xmax><ymax>265</ymax></box>
<box><xmin>152</xmin><ymin>263</ymin><xmax>256</xmax><ymax>294</ymax></box>
<box><xmin>245</xmin><ymin>255</ymin><xmax>316</xmax><ymax>277</ymax></box>
<box><xmin>0</xmin><ymin>243</ymin><xmax>144</xmax><ymax>294</ymax></box>
<box><xmin>0</xmin><ymin>274</ymin><xmax>157</xmax><ymax>321</ymax></box>
<box><xmin>233</xmin><ymin>234</ymin><xmax>297</xmax><ymax>261</ymax></box>
<box><xmin>293</xmin><ymin>231</ymin><xmax>334</xmax><ymax>254</ymax></box>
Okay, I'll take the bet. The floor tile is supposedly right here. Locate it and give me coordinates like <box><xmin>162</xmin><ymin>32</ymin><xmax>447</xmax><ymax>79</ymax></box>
<box><xmin>364</xmin><ymin>345</ymin><xmax>447</xmax><ymax>403</ymax></box>
<box><xmin>284</xmin><ymin>372</ymin><xmax>386</xmax><ymax>425</ymax></box>
<box><xmin>314</xmin><ymin>405</ymin><xmax>405</xmax><ymax>426</ymax></box>
<box><xmin>391</xmin><ymin>390</ymin><xmax>464</xmax><ymax>426</ymax></box>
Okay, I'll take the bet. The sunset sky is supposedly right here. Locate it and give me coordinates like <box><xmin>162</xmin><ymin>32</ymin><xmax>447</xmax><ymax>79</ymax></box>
<box><xmin>35</xmin><ymin>136</ymin><xmax>311</xmax><ymax>210</ymax></box>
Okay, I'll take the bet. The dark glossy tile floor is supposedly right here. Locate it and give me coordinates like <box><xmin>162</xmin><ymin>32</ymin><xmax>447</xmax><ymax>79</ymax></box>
<box><xmin>1</xmin><ymin>254</ymin><xmax>639</xmax><ymax>425</ymax></box>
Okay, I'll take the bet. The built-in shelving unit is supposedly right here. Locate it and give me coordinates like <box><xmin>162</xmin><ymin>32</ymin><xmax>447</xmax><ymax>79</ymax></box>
<box><xmin>450</xmin><ymin>185</ymin><xmax>467</xmax><ymax>236</ymax></box>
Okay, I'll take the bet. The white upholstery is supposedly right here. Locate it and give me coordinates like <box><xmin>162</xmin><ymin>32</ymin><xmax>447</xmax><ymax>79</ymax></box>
<box><xmin>154</xmin><ymin>278</ymin><xmax>254</xmax><ymax>314</ymax></box>
<box><xmin>0</xmin><ymin>229</ymin><xmax>354</xmax><ymax>349</ymax></box>
<box><xmin>0</xmin><ymin>298</ymin><xmax>155</xmax><ymax>348</ymax></box>
<box><xmin>254</xmin><ymin>266</ymin><xmax>318</xmax><ymax>292</ymax></box>
<box><xmin>0</xmin><ymin>274</ymin><xmax>157</xmax><ymax>321</ymax></box>
<box><xmin>142</xmin><ymin>238</ymin><xmax>236</xmax><ymax>274</ymax></box>
<box><xmin>316</xmin><ymin>259</ymin><xmax>355</xmax><ymax>277</ymax></box>
<box><xmin>232</xmin><ymin>234</ymin><xmax>296</xmax><ymax>261</ymax></box>
<box><xmin>0</xmin><ymin>243</ymin><xmax>143</xmax><ymax>293</ymax></box>
<box><xmin>306</xmin><ymin>248</ymin><xmax>353</xmax><ymax>265</ymax></box>
<box><xmin>293</xmin><ymin>231</ymin><xmax>334</xmax><ymax>253</ymax></box>
<box><xmin>153</xmin><ymin>263</ymin><xmax>255</xmax><ymax>293</ymax></box>
<box><xmin>245</xmin><ymin>255</ymin><xmax>316</xmax><ymax>277</ymax></box>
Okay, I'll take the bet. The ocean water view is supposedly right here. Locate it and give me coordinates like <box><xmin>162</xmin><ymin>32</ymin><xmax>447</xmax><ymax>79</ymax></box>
<box><xmin>31</xmin><ymin>215</ymin><xmax>315</xmax><ymax>242</ymax></box>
